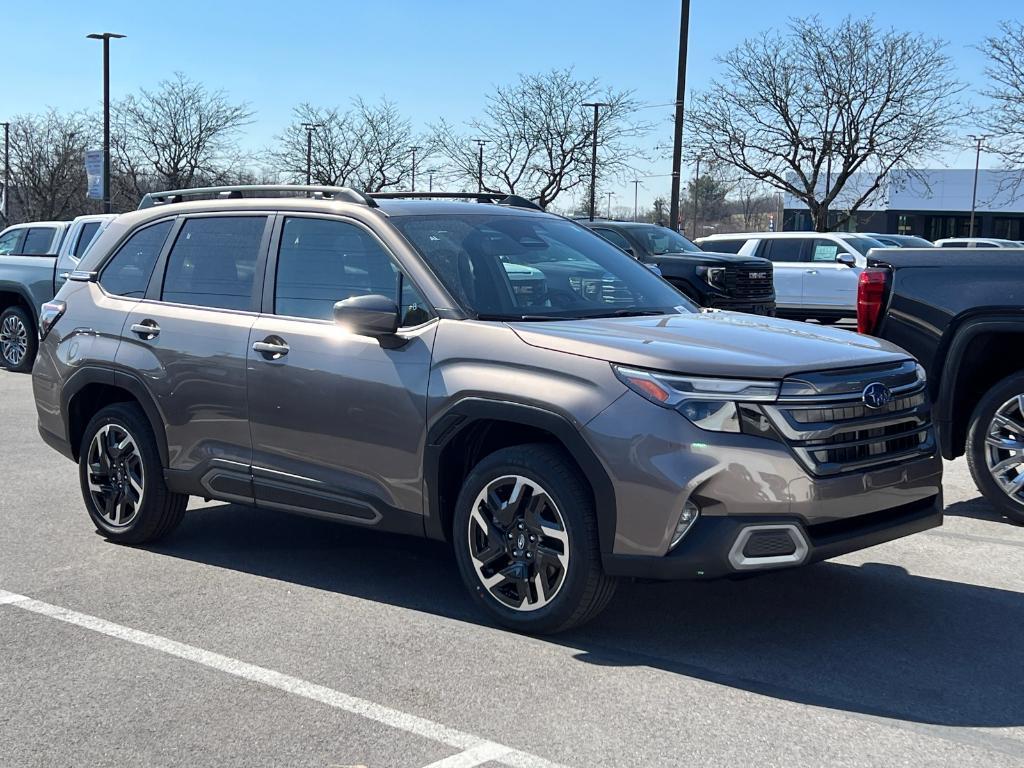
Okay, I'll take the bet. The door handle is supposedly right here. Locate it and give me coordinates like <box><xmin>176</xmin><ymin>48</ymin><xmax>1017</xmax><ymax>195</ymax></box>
<box><xmin>805</xmin><ymin>269</ymin><xmax>818</xmax><ymax>274</ymax></box>
<box><xmin>130</xmin><ymin>321</ymin><xmax>160</xmax><ymax>339</ymax></box>
<box><xmin>253</xmin><ymin>337</ymin><xmax>289</xmax><ymax>359</ymax></box>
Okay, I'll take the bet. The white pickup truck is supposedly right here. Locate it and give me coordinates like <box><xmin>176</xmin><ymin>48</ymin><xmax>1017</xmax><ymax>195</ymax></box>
<box><xmin>0</xmin><ymin>214</ymin><xmax>116</xmax><ymax>371</ymax></box>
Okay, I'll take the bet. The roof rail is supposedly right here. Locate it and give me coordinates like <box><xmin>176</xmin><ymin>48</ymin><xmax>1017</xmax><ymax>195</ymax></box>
<box><xmin>137</xmin><ymin>185</ymin><xmax>377</xmax><ymax>210</ymax></box>
<box><xmin>367</xmin><ymin>191</ymin><xmax>544</xmax><ymax>211</ymax></box>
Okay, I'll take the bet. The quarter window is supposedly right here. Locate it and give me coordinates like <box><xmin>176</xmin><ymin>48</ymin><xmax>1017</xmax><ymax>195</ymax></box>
<box><xmin>274</xmin><ymin>217</ymin><xmax>430</xmax><ymax>326</ymax></box>
<box><xmin>100</xmin><ymin>220</ymin><xmax>173</xmax><ymax>298</ymax></box>
<box><xmin>162</xmin><ymin>217</ymin><xmax>266</xmax><ymax>311</ymax></box>
<box><xmin>73</xmin><ymin>222</ymin><xmax>103</xmax><ymax>258</ymax></box>
<box><xmin>23</xmin><ymin>227</ymin><xmax>57</xmax><ymax>255</ymax></box>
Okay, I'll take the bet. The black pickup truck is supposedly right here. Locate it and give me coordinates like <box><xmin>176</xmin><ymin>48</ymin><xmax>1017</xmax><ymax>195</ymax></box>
<box><xmin>859</xmin><ymin>248</ymin><xmax>1024</xmax><ymax>522</ymax></box>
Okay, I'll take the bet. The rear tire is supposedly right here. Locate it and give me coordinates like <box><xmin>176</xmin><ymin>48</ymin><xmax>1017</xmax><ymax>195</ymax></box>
<box><xmin>452</xmin><ymin>444</ymin><xmax>616</xmax><ymax>634</ymax></box>
<box><xmin>0</xmin><ymin>305</ymin><xmax>37</xmax><ymax>373</ymax></box>
<box><xmin>78</xmin><ymin>403</ymin><xmax>188</xmax><ymax>543</ymax></box>
<box><xmin>966</xmin><ymin>371</ymin><xmax>1024</xmax><ymax>525</ymax></box>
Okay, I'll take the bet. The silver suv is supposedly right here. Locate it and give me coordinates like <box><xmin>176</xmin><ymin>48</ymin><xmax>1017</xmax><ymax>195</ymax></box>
<box><xmin>32</xmin><ymin>186</ymin><xmax>943</xmax><ymax>633</ymax></box>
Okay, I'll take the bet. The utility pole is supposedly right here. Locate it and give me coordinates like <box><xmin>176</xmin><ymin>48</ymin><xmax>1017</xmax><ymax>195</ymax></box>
<box><xmin>691</xmin><ymin>156</ymin><xmax>701</xmax><ymax>236</ymax></box>
<box><xmin>668</xmin><ymin>0</ymin><xmax>691</xmax><ymax>232</ymax></box>
<box><xmin>409</xmin><ymin>145</ymin><xmax>422</xmax><ymax>191</ymax></box>
<box><xmin>632</xmin><ymin>179</ymin><xmax>640</xmax><ymax>222</ymax></box>
<box><xmin>1</xmin><ymin>122</ymin><xmax>9</xmax><ymax>223</ymax></box>
<box><xmin>471</xmin><ymin>139</ymin><xmax>489</xmax><ymax>193</ymax></box>
<box><xmin>606</xmin><ymin>191</ymin><xmax>614</xmax><ymax>219</ymax></box>
<box><xmin>967</xmin><ymin>134</ymin><xmax>990</xmax><ymax>238</ymax></box>
<box><xmin>87</xmin><ymin>32</ymin><xmax>125</xmax><ymax>214</ymax></box>
<box><xmin>301</xmin><ymin>123</ymin><xmax>323</xmax><ymax>185</ymax></box>
<box><xmin>582</xmin><ymin>102</ymin><xmax>609</xmax><ymax>221</ymax></box>
<box><xmin>426</xmin><ymin>169</ymin><xmax>435</xmax><ymax>193</ymax></box>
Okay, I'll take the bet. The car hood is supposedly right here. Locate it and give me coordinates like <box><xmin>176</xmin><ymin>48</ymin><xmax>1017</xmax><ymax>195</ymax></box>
<box><xmin>510</xmin><ymin>311</ymin><xmax>910</xmax><ymax>379</ymax></box>
<box><xmin>651</xmin><ymin>250</ymin><xmax>767</xmax><ymax>267</ymax></box>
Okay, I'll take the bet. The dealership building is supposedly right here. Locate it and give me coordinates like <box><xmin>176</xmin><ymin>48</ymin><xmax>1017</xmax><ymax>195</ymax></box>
<box><xmin>783</xmin><ymin>169</ymin><xmax>1024</xmax><ymax>240</ymax></box>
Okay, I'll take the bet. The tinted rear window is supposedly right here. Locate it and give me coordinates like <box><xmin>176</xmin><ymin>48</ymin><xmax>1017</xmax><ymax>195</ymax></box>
<box><xmin>73</xmin><ymin>222</ymin><xmax>103</xmax><ymax>258</ymax></box>
<box><xmin>162</xmin><ymin>217</ymin><xmax>266</xmax><ymax>310</ymax></box>
<box><xmin>23</xmin><ymin>227</ymin><xmax>57</xmax><ymax>255</ymax></box>
<box><xmin>764</xmin><ymin>239</ymin><xmax>805</xmax><ymax>262</ymax></box>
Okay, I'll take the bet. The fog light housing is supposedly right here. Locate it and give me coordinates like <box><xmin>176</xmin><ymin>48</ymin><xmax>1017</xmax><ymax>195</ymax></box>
<box><xmin>669</xmin><ymin>500</ymin><xmax>700</xmax><ymax>551</ymax></box>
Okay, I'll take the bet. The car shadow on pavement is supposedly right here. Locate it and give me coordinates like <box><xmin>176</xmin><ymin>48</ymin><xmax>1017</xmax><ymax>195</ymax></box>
<box><xmin>149</xmin><ymin>502</ymin><xmax>1024</xmax><ymax>730</ymax></box>
<box><xmin>944</xmin><ymin>496</ymin><xmax>1020</xmax><ymax>525</ymax></box>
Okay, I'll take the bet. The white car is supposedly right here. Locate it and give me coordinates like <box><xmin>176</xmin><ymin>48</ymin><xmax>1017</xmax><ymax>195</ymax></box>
<box><xmin>695</xmin><ymin>231</ymin><xmax>886</xmax><ymax>323</ymax></box>
<box><xmin>933</xmin><ymin>237</ymin><xmax>1024</xmax><ymax>248</ymax></box>
<box><xmin>52</xmin><ymin>213</ymin><xmax>117</xmax><ymax>291</ymax></box>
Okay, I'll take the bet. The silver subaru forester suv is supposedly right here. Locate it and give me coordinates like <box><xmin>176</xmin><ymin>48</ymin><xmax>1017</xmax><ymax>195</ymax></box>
<box><xmin>32</xmin><ymin>186</ymin><xmax>943</xmax><ymax>633</ymax></box>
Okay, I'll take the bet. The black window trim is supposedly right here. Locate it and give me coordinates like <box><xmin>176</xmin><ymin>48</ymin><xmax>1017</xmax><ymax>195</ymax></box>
<box><xmin>262</xmin><ymin>212</ymin><xmax>437</xmax><ymax>329</ymax></box>
<box><xmin>96</xmin><ymin>216</ymin><xmax>179</xmax><ymax>300</ymax></box>
<box><xmin>144</xmin><ymin>211</ymin><xmax>275</xmax><ymax>315</ymax></box>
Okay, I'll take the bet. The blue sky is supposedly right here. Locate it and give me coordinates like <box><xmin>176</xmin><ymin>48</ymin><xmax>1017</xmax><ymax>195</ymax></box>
<box><xmin>4</xmin><ymin>0</ymin><xmax>1012</xmax><ymax>210</ymax></box>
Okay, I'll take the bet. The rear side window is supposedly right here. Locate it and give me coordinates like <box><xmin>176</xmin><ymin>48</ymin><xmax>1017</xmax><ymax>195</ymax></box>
<box><xmin>100</xmin><ymin>221</ymin><xmax>173</xmax><ymax>298</ymax></box>
<box><xmin>704</xmin><ymin>239</ymin><xmax>745</xmax><ymax>254</ymax></box>
<box><xmin>274</xmin><ymin>217</ymin><xmax>430</xmax><ymax>326</ymax></box>
<box><xmin>23</xmin><ymin>227</ymin><xmax>57</xmax><ymax>255</ymax></box>
<box><xmin>162</xmin><ymin>217</ymin><xmax>266</xmax><ymax>311</ymax></box>
<box><xmin>73</xmin><ymin>222</ymin><xmax>103</xmax><ymax>258</ymax></box>
<box><xmin>763</xmin><ymin>239</ymin><xmax>806</xmax><ymax>262</ymax></box>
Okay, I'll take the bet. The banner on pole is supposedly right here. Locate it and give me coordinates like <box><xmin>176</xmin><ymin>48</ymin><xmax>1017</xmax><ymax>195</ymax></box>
<box><xmin>85</xmin><ymin>150</ymin><xmax>104</xmax><ymax>200</ymax></box>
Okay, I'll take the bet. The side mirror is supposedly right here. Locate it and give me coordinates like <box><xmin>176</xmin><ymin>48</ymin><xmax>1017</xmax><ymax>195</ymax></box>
<box><xmin>334</xmin><ymin>294</ymin><xmax>400</xmax><ymax>337</ymax></box>
<box><xmin>836</xmin><ymin>252</ymin><xmax>857</xmax><ymax>267</ymax></box>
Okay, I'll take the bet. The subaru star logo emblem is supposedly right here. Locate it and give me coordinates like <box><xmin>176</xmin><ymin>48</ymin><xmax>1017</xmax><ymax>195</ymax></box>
<box><xmin>517</xmin><ymin>533</ymin><xmax>526</xmax><ymax>550</ymax></box>
<box><xmin>862</xmin><ymin>382</ymin><xmax>893</xmax><ymax>409</ymax></box>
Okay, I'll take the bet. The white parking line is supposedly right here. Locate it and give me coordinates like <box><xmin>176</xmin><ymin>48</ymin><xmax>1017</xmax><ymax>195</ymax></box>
<box><xmin>0</xmin><ymin>589</ymin><xmax>568</xmax><ymax>768</ymax></box>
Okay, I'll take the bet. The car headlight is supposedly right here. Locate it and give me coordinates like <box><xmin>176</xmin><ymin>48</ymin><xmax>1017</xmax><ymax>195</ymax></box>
<box><xmin>568</xmin><ymin>276</ymin><xmax>607</xmax><ymax>300</ymax></box>
<box><xmin>612</xmin><ymin>365</ymin><xmax>780</xmax><ymax>433</ymax></box>
<box><xmin>696</xmin><ymin>265</ymin><xmax>727</xmax><ymax>289</ymax></box>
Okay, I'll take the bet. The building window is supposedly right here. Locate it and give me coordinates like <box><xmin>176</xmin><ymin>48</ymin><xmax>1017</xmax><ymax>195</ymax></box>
<box><xmin>897</xmin><ymin>215</ymin><xmax>914</xmax><ymax>235</ymax></box>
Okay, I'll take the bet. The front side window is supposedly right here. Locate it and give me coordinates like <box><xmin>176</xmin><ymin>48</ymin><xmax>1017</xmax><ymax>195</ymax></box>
<box><xmin>23</xmin><ymin>227</ymin><xmax>57</xmax><ymax>255</ymax></box>
<box><xmin>392</xmin><ymin>213</ymin><xmax>692</xmax><ymax>320</ymax></box>
<box><xmin>274</xmin><ymin>217</ymin><xmax>430</xmax><ymax>326</ymax></box>
<box><xmin>592</xmin><ymin>228</ymin><xmax>633</xmax><ymax>253</ymax></box>
<box><xmin>162</xmin><ymin>217</ymin><xmax>266</xmax><ymax>311</ymax></box>
<box><xmin>0</xmin><ymin>229</ymin><xmax>21</xmax><ymax>255</ymax></box>
<box><xmin>811</xmin><ymin>239</ymin><xmax>840</xmax><ymax>262</ymax></box>
<box><xmin>633</xmin><ymin>225</ymin><xmax>701</xmax><ymax>254</ymax></box>
<box><xmin>73</xmin><ymin>222</ymin><xmax>103</xmax><ymax>258</ymax></box>
<box><xmin>100</xmin><ymin>220</ymin><xmax>173</xmax><ymax>298</ymax></box>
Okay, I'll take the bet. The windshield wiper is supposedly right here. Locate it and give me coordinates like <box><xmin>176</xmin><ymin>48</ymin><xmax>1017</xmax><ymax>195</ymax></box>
<box><xmin>579</xmin><ymin>309</ymin><xmax>668</xmax><ymax>319</ymax></box>
<box><xmin>475</xmin><ymin>313</ymin><xmax>569</xmax><ymax>322</ymax></box>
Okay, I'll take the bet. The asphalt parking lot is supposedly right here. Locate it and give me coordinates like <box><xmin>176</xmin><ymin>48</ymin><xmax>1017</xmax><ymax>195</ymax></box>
<box><xmin>1</xmin><ymin>367</ymin><xmax>1023</xmax><ymax>768</ymax></box>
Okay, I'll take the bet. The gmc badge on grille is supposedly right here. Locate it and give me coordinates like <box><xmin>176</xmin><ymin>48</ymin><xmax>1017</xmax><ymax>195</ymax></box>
<box><xmin>748</xmin><ymin>272</ymin><xmax>768</xmax><ymax>279</ymax></box>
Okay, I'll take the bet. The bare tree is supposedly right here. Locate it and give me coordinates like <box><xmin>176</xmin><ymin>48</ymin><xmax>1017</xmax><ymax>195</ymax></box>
<box><xmin>272</xmin><ymin>98</ymin><xmax>418</xmax><ymax>192</ymax></box>
<box><xmin>6</xmin><ymin>109</ymin><xmax>97</xmax><ymax>223</ymax></box>
<box><xmin>980</xmin><ymin>20</ymin><xmax>1024</xmax><ymax>189</ymax></box>
<box><xmin>431</xmin><ymin>68</ymin><xmax>648</xmax><ymax>207</ymax></box>
<box><xmin>687</xmin><ymin>16</ymin><xmax>966</xmax><ymax>231</ymax></box>
<box><xmin>113</xmin><ymin>73</ymin><xmax>253</xmax><ymax>201</ymax></box>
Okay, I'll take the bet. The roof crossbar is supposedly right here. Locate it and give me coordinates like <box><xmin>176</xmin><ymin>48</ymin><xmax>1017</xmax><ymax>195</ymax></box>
<box><xmin>137</xmin><ymin>185</ymin><xmax>377</xmax><ymax>209</ymax></box>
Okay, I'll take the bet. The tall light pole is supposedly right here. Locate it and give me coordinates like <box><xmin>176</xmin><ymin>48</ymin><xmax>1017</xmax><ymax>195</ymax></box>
<box><xmin>301</xmin><ymin>123</ymin><xmax>323</xmax><ymax>185</ymax></box>
<box><xmin>1</xmin><ymin>122</ymin><xmax>9</xmax><ymax>223</ymax></box>
<box><xmin>425</xmin><ymin>169</ymin><xmax>436</xmax><ymax>193</ymax></box>
<box><xmin>409</xmin><ymin>145</ymin><xmax>422</xmax><ymax>191</ymax></box>
<box><xmin>691</xmin><ymin>155</ymin><xmax>701</xmax><ymax>236</ymax></box>
<box><xmin>582</xmin><ymin>102</ymin><xmax>610</xmax><ymax>221</ymax></box>
<box><xmin>606</xmin><ymin>191</ymin><xmax>614</xmax><ymax>219</ymax></box>
<box><xmin>669</xmin><ymin>0</ymin><xmax>691</xmax><ymax>232</ymax></box>
<box><xmin>967</xmin><ymin>134</ymin><xmax>991</xmax><ymax>238</ymax></box>
<box><xmin>87</xmin><ymin>32</ymin><xmax>125</xmax><ymax>213</ymax></box>
<box><xmin>471</xmin><ymin>139</ymin><xmax>489</xmax><ymax>193</ymax></box>
<box><xmin>631</xmin><ymin>179</ymin><xmax>641</xmax><ymax>222</ymax></box>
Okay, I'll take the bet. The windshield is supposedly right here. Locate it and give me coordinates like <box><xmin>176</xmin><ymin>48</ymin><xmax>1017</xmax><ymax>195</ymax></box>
<box><xmin>391</xmin><ymin>214</ymin><xmax>695</xmax><ymax>320</ymax></box>
<box><xmin>633</xmin><ymin>225</ymin><xmax>702</xmax><ymax>254</ymax></box>
<box><xmin>845</xmin><ymin>236</ymin><xmax>887</xmax><ymax>255</ymax></box>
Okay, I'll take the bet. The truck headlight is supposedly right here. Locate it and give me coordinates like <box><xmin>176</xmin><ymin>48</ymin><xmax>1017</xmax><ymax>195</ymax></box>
<box><xmin>696</xmin><ymin>265</ymin><xmax>727</xmax><ymax>289</ymax></box>
<box><xmin>612</xmin><ymin>365</ymin><xmax>780</xmax><ymax>433</ymax></box>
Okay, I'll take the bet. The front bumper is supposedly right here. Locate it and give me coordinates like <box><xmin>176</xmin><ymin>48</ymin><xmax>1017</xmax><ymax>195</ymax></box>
<box><xmin>583</xmin><ymin>390</ymin><xmax>944</xmax><ymax>580</ymax></box>
<box><xmin>602</xmin><ymin>492</ymin><xmax>942</xmax><ymax>580</ymax></box>
<box><xmin>705</xmin><ymin>296</ymin><xmax>776</xmax><ymax>316</ymax></box>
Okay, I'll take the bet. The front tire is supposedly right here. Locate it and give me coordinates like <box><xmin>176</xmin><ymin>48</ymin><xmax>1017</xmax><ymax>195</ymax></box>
<box><xmin>966</xmin><ymin>372</ymin><xmax>1024</xmax><ymax>524</ymax></box>
<box><xmin>0</xmin><ymin>306</ymin><xmax>37</xmax><ymax>372</ymax></box>
<box><xmin>452</xmin><ymin>444</ymin><xmax>616</xmax><ymax>634</ymax></box>
<box><xmin>79</xmin><ymin>403</ymin><xmax>188</xmax><ymax>543</ymax></box>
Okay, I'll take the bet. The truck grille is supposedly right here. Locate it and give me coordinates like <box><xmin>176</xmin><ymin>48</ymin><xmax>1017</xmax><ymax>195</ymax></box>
<box><xmin>761</xmin><ymin>361</ymin><xmax>935</xmax><ymax>476</ymax></box>
<box><xmin>725</xmin><ymin>265</ymin><xmax>774</xmax><ymax>299</ymax></box>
